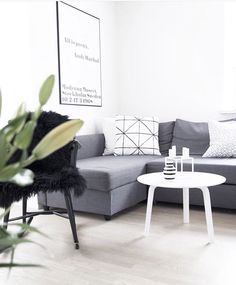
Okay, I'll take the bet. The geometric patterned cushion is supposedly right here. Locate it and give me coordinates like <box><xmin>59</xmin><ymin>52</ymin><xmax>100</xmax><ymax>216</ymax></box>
<box><xmin>114</xmin><ymin>115</ymin><xmax>161</xmax><ymax>156</ymax></box>
<box><xmin>203</xmin><ymin>120</ymin><xmax>236</xmax><ymax>158</ymax></box>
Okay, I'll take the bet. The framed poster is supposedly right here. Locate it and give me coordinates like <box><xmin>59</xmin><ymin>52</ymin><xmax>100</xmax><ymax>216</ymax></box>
<box><xmin>56</xmin><ymin>1</ymin><xmax>102</xmax><ymax>106</ymax></box>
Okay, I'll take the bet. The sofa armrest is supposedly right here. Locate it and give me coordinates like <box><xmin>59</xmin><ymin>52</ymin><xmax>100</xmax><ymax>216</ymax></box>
<box><xmin>75</xmin><ymin>133</ymin><xmax>105</xmax><ymax>159</ymax></box>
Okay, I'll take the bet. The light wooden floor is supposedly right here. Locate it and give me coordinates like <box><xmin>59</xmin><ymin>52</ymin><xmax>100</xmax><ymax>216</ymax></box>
<box><xmin>1</xmin><ymin>202</ymin><xmax>236</xmax><ymax>285</ymax></box>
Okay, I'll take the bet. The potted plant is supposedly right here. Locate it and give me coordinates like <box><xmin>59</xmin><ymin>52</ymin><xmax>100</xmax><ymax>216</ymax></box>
<box><xmin>0</xmin><ymin>75</ymin><xmax>83</xmax><ymax>269</ymax></box>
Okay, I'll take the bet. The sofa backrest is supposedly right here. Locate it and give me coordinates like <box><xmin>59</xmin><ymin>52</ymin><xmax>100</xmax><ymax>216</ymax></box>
<box><xmin>76</xmin><ymin>134</ymin><xmax>105</xmax><ymax>160</ymax></box>
<box><xmin>75</xmin><ymin>118</ymin><xmax>236</xmax><ymax>159</ymax></box>
<box><xmin>76</xmin><ymin>122</ymin><xmax>175</xmax><ymax>159</ymax></box>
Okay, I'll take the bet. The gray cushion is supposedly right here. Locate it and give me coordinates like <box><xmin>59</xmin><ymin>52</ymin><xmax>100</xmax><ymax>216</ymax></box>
<box><xmin>172</xmin><ymin>119</ymin><xmax>209</xmax><ymax>155</ymax></box>
<box><xmin>77</xmin><ymin>155</ymin><xmax>161</xmax><ymax>191</ymax></box>
<box><xmin>147</xmin><ymin>156</ymin><xmax>236</xmax><ymax>185</ymax></box>
<box><xmin>159</xmin><ymin>121</ymin><xmax>175</xmax><ymax>155</ymax></box>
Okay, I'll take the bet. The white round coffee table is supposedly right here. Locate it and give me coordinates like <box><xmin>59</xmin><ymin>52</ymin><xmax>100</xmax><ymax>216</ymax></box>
<box><xmin>137</xmin><ymin>172</ymin><xmax>226</xmax><ymax>242</ymax></box>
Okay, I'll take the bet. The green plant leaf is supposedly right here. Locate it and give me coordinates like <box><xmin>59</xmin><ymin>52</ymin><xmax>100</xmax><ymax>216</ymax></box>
<box><xmin>39</xmin><ymin>75</ymin><xmax>55</xmax><ymax>106</ymax></box>
<box><xmin>0</xmin><ymin>132</ymin><xmax>8</xmax><ymax>170</ymax></box>
<box><xmin>11</xmin><ymin>223</ymin><xmax>48</xmax><ymax>237</ymax></box>
<box><xmin>20</xmin><ymin>149</ymin><xmax>27</xmax><ymax>164</ymax></box>
<box><xmin>14</xmin><ymin>121</ymin><xmax>36</xmax><ymax>150</ymax></box>
<box><xmin>9</xmin><ymin>247</ymin><xmax>15</xmax><ymax>275</ymax></box>
<box><xmin>32</xmin><ymin>106</ymin><xmax>42</xmax><ymax>121</ymax></box>
<box><xmin>32</xmin><ymin>119</ymin><xmax>83</xmax><ymax>160</ymax></box>
<box><xmin>0</xmin><ymin>237</ymin><xmax>34</xmax><ymax>249</ymax></box>
<box><xmin>0</xmin><ymin>227</ymin><xmax>9</xmax><ymax>239</ymax></box>
<box><xmin>16</xmin><ymin>103</ymin><xmax>26</xmax><ymax>117</ymax></box>
<box><xmin>0</xmin><ymin>208</ymin><xmax>10</xmax><ymax>220</ymax></box>
<box><xmin>0</xmin><ymin>163</ymin><xmax>21</xmax><ymax>182</ymax></box>
<box><xmin>2</xmin><ymin>114</ymin><xmax>28</xmax><ymax>142</ymax></box>
<box><xmin>4</xmin><ymin>106</ymin><xmax>27</xmax><ymax>137</ymax></box>
<box><xmin>0</xmin><ymin>89</ymin><xmax>2</xmax><ymax>117</ymax></box>
<box><xmin>0</xmin><ymin>263</ymin><xmax>43</xmax><ymax>268</ymax></box>
<box><xmin>10</xmin><ymin>169</ymin><xmax>34</xmax><ymax>186</ymax></box>
<box><xmin>13</xmin><ymin>103</ymin><xmax>28</xmax><ymax>134</ymax></box>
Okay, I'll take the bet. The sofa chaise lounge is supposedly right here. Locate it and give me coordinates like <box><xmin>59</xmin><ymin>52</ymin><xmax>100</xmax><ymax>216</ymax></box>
<box><xmin>38</xmin><ymin>119</ymin><xmax>236</xmax><ymax>219</ymax></box>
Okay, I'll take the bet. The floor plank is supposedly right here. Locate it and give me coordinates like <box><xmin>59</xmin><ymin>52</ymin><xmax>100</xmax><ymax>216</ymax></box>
<box><xmin>1</xmin><ymin>202</ymin><xmax>236</xmax><ymax>285</ymax></box>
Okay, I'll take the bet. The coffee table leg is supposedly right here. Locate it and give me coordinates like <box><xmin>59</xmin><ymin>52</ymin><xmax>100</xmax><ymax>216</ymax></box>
<box><xmin>183</xmin><ymin>187</ymin><xmax>189</xmax><ymax>223</ymax></box>
<box><xmin>200</xmin><ymin>186</ymin><xmax>214</xmax><ymax>243</ymax></box>
<box><xmin>144</xmin><ymin>185</ymin><xmax>156</xmax><ymax>236</ymax></box>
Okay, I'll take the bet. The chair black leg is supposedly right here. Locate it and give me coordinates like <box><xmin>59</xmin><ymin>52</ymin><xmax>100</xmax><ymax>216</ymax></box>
<box><xmin>22</xmin><ymin>197</ymin><xmax>27</xmax><ymax>224</ymax></box>
<box><xmin>43</xmin><ymin>205</ymin><xmax>50</xmax><ymax>211</ymax></box>
<box><xmin>64</xmin><ymin>191</ymin><xmax>79</xmax><ymax>249</ymax></box>
<box><xmin>3</xmin><ymin>208</ymin><xmax>10</xmax><ymax>230</ymax></box>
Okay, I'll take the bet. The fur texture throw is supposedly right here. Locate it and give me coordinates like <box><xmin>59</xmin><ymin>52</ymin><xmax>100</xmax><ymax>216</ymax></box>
<box><xmin>0</xmin><ymin>111</ymin><xmax>86</xmax><ymax>208</ymax></box>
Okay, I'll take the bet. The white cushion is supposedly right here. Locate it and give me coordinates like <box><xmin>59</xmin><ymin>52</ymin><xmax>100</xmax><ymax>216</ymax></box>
<box><xmin>203</xmin><ymin>120</ymin><xmax>236</xmax><ymax>158</ymax></box>
<box><xmin>102</xmin><ymin>117</ymin><xmax>116</xmax><ymax>155</ymax></box>
<box><xmin>114</xmin><ymin>115</ymin><xmax>161</xmax><ymax>156</ymax></box>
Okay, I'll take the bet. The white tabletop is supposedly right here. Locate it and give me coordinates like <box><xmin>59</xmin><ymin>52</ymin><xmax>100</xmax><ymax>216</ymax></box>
<box><xmin>137</xmin><ymin>172</ymin><xmax>226</xmax><ymax>189</ymax></box>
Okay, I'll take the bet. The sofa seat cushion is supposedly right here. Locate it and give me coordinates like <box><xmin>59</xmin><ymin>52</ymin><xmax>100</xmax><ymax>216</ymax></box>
<box><xmin>147</xmin><ymin>157</ymin><xmax>236</xmax><ymax>185</ymax></box>
<box><xmin>77</xmin><ymin>155</ymin><xmax>161</xmax><ymax>192</ymax></box>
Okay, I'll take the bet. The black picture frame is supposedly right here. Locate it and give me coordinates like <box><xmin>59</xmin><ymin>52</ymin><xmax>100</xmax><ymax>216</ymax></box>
<box><xmin>56</xmin><ymin>1</ymin><xmax>102</xmax><ymax>107</ymax></box>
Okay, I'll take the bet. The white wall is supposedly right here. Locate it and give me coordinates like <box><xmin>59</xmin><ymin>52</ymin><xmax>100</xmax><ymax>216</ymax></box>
<box><xmin>0</xmin><ymin>1</ymin><xmax>118</xmax><ymax>134</ymax></box>
<box><xmin>0</xmin><ymin>2</ymin><xmax>32</xmax><ymax>127</ymax></box>
<box><xmin>223</xmin><ymin>1</ymin><xmax>236</xmax><ymax>113</ymax></box>
<box><xmin>116</xmin><ymin>1</ymin><xmax>229</xmax><ymax>122</ymax></box>
<box><xmin>0</xmin><ymin>0</ymin><xmax>235</xmax><ymax>133</ymax></box>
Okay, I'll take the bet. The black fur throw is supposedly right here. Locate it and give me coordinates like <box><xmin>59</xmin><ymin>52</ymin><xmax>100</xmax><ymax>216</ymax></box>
<box><xmin>0</xmin><ymin>111</ymin><xmax>86</xmax><ymax>208</ymax></box>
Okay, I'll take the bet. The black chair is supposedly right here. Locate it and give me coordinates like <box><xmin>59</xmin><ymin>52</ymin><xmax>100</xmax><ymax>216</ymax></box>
<box><xmin>0</xmin><ymin>111</ymin><xmax>86</xmax><ymax>249</ymax></box>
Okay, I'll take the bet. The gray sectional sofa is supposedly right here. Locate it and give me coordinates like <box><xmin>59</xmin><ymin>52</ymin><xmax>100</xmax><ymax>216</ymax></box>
<box><xmin>38</xmin><ymin>119</ymin><xmax>236</xmax><ymax>219</ymax></box>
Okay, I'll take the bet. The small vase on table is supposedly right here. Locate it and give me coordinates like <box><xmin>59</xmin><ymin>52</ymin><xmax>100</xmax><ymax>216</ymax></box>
<box><xmin>163</xmin><ymin>160</ymin><xmax>176</xmax><ymax>180</ymax></box>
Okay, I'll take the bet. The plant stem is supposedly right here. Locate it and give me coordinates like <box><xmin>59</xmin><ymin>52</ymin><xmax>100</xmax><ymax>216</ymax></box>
<box><xmin>21</xmin><ymin>155</ymin><xmax>37</xmax><ymax>168</ymax></box>
<box><xmin>8</xmin><ymin>248</ymin><xmax>15</xmax><ymax>277</ymax></box>
<box><xmin>5</xmin><ymin>145</ymin><xmax>17</xmax><ymax>162</ymax></box>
